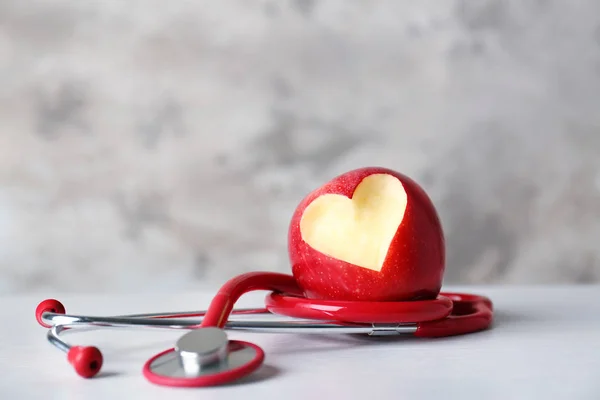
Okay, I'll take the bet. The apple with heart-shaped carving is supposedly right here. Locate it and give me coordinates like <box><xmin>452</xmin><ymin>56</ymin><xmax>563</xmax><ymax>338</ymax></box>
<box><xmin>288</xmin><ymin>166</ymin><xmax>445</xmax><ymax>302</ymax></box>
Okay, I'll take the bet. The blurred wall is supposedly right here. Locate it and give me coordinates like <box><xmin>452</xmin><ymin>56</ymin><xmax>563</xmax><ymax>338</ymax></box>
<box><xmin>1</xmin><ymin>0</ymin><xmax>600</xmax><ymax>294</ymax></box>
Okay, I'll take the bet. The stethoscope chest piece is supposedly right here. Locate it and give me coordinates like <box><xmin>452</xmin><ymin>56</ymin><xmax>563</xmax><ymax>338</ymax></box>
<box><xmin>142</xmin><ymin>328</ymin><xmax>266</xmax><ymax>387</ymax></box>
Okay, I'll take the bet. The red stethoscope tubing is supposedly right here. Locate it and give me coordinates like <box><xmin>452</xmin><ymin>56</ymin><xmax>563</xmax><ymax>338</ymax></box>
<box><xmin>198</xmin><ymin>272</ymin><xmax>493</xmax><ymax>337</ymax></box>
<box><xmin>199</xmin><ymin>272</ymin><xmax>305</xmax><ymax>328</ymax></box>
<box><xmin>264</xmin><ymin>292</ymin><xmax>453</xmax><ymax>324</ymax></box>
<box><xmin>414</xmin><ymin>292</ymin><xmax>493</xmax><ymax>337</ymax></box>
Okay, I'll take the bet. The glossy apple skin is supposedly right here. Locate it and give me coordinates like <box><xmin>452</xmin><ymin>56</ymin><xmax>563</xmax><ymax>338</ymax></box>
<box><xmin>288</xmin><ymin>166</ymin><xmax>445</xmax><ymax>302</ymax></box>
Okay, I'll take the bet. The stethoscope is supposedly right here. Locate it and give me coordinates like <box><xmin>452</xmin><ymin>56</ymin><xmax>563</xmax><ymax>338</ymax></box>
<box><xmin>35</xmin><ymin>271</ymin><xmax>494</xmax><ymax>387</ymax></box>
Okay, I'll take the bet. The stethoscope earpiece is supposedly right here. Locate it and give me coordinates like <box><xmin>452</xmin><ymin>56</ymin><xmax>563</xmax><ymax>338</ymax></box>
<box><xmin>36</xmin><ymin>299</ymin><xmax>105</xmax><ymax>379</ymax></box>
<box><xmin>67</xmin><ymin>346</ymin><xmax>104</xmax><ymax>379</ymax></box>
<box><xmin>36</xmin><ymin>299</ymin><xmax>65</xmax><ymax>329</ymax></box>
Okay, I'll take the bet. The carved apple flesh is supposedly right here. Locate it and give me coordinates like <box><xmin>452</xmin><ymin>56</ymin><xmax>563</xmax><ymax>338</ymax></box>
<box><xmin>288</xmin><ymin>167</ymin><xmax>445</xmax><ymax>302</ymax></box>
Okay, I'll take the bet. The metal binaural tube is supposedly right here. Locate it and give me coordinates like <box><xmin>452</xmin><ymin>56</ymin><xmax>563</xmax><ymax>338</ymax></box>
<box><xmin>42</xmin><ymin>310</ymin><xmax>418</xmax><ymax>354</ymax></box>
<box><xmin>223</xmin><ymin>320</ymin><xmax>417</xmax><ymax>335</ymax></box>
<box><xmin>45</xmin><ymin>313</ymin><xmax>200</xmax><ymax>330</ymax></box>
<box><xmin>47</xmin><ymin>325</ymin><xmax>71</xmax><ymax>353</ymax></box>
<box><xmin>42</xmin><ymin>310</ymin><xmax>417</xmax><ymax>335</ymax></box>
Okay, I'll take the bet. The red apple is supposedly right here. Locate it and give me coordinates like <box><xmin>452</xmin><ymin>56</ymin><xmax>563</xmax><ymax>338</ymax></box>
<box><xmin>288</xmin><ymin>166</ymin><xmax>445</xmax><ymax>302</ymax></box>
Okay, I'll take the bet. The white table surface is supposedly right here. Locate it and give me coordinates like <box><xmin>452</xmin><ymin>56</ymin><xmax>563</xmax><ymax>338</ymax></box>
<box><xmin>2</xmin><ymin>285</ymin><xmax>599</xmax><ymax>399</ymax></box>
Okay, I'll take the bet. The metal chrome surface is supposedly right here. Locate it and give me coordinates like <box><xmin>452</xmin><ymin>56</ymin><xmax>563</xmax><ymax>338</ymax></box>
<box><xmin>47</xmin><ymin>325</ymin><xmax>71</xmax><ymax>352</ymax></box>
<box><xmin>175</xmin><ymin>328</ymin><xmax>229</xmax><ymax>375</ymax></box>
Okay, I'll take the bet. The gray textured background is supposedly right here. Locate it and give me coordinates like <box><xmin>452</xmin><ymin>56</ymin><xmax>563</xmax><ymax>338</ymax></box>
<box><xmin>1</xmin><ymin>0</ymin><xmax>600</xmax><ymax>295</ymax></box>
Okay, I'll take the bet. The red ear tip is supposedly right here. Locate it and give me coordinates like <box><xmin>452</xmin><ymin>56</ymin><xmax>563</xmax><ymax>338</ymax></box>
<box><xmin>68</xmin><ymin>346</ymin><xmax>103</xmax><ymax>378</ymax></box>
<box><xmin>35</xmin><ymin>299</ymin><xmax>66</xmax><ymax>328</ymax></box>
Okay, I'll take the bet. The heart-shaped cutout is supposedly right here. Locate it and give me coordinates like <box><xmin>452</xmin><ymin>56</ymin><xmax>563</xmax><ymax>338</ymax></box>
<box><xmin>299</xmin><ymin>174</ymin><xmax>407</xmax><ymax>272</ymax></box>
